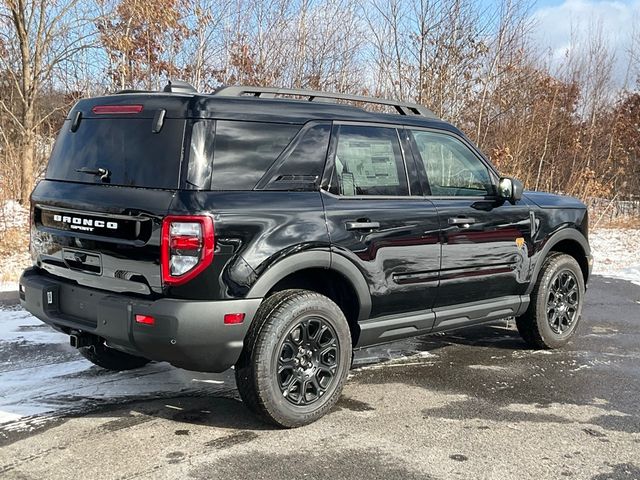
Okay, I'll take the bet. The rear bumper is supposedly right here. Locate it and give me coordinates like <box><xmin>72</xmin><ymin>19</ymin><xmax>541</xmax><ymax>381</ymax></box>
<box><xmin>19</xmin><ymin>268</ymin><xmax>262</xmax><ymax>372</ymax></box>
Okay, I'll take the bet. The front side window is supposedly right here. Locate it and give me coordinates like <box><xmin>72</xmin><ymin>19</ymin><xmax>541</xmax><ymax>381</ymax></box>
<box><xmin>410</xmin><ymin>130</ymin><xmax>494</xmax><ymax>197</ymax></box>
<box><xmin>332</xmin><ymin>125</ymin><xmax>408</xmax><ymax>196</ymax></box>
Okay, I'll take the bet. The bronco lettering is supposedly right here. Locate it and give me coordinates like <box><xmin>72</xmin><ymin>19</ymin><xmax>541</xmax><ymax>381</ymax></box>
<box><xmin>53</xmin><ymin>214</ymin><xmax>118</xmax><ymax>231</ymax></box>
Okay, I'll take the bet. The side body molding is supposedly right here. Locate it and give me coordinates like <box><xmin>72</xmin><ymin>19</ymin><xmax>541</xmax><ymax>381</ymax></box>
<box><xmin>526</xmin><ymin>228</ymin><xmax>591</xmax><ymax>295</ymax></box>
<box><xmin>246</xmin><ymin>250</ymin><xmax>372</xmax><ymax>321</ymax></box>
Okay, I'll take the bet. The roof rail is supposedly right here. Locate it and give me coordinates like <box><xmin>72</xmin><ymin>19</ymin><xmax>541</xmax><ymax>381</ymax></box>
<box><xmin>212</xmin><ymin>86</ymin><xmax>437</xmax><ymax>118</ymax></box>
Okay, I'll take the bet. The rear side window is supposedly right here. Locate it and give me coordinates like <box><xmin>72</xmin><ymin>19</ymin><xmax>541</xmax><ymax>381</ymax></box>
<box><xmin>331</xmin><ymin>125</ymin><xmax>408</xmax><ymax>196</ymax></box>
<box><xmin>47</xmin><ymin>118</ymin><xmax>186</xmax><ymax>189</ymax></box>
<box><xmin>210</xmin><ymin>121</ymin><xmax>299</xmax><ymax>190</ymax></box>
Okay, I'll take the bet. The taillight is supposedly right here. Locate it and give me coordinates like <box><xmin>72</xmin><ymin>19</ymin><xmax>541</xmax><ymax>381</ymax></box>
<box><xmin>92</xmin><ymin>104</ymin><xmax>143</xmax><ymax>115</ymax></box>
<box><xmin>161</xmin><ymin>215</ymin><xmax>214</xmax><ymax>286</ymax></box>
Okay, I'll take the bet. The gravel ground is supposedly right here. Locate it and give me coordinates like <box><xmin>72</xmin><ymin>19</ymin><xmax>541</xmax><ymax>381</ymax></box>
<box><xmin>0</xmin><ymin>276</ymin><xmax>638</xmax><ymax>480</ymax></box>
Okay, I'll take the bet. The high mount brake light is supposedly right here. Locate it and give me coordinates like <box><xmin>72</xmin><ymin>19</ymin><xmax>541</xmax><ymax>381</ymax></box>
<box><xmin>161</xmin><ymin>215</ymin><xmax>214</xmax><ymax>286</ymax></box>
<box><xmin>92</xmin><ymin>105</ymin><xmax>143</xmax><ymax>115</ymax></box>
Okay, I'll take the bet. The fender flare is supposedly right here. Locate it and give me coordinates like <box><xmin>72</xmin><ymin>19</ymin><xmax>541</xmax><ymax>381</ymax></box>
<box><xmin>246</xmin><ymin>250</ymin><xmax>372</xmax><ymax>321</ymax></box>
<box><xmin>526</xmin><ymin>228</ymin><xmax>591</xmax><ymax>294</ymax></box>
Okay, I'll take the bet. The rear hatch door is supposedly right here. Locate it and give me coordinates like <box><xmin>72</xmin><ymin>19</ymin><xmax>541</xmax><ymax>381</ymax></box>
<box><xmin>31</xmin><ymin>94</ymin><xmax>189</xmax><ymax>296</ymax></box>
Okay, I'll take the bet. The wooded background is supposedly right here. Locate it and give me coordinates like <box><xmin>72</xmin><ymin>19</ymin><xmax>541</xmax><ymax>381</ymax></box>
<box><xmin>1</xmin><ymin>0</ymin><xmax>639</xmax><ymax>206</ymax></box>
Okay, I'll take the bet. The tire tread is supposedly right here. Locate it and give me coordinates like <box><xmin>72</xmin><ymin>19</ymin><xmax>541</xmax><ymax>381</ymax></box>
<box><xmin>516</xmin><ymin>252</ymin><xmax>583</xmax><ymax>349</ymax></box>
<box><xmin>235</xmin><ymin>289</ymin><xmax>351</xmax><ymax>428</ymax></box>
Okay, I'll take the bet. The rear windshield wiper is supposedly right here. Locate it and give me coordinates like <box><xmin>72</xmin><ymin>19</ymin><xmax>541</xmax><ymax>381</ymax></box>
<box><xmin>75</xmin><ymin>167</ymin><xmax>111</xmax><ymax>182</ymax></box>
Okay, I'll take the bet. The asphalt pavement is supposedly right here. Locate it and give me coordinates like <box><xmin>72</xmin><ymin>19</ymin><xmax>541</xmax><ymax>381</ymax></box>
<box><xmin>0</xmin><ymin>276</ymin><xmax>638</xmax><ymax>479</ymax></box>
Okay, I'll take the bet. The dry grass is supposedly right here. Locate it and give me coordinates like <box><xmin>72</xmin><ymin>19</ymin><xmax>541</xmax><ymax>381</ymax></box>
<box><xmin>0</xmin><ymin>227</ymin><xmax>30</xmax><ymax>283</ymax></box>
<box><xmin>0</xmin><ymin>227</ymin><xmax>28</xmax><ymax>256</ymax></box>
<box><xmin>592</xmin><ymin>216</ymin><xmax>640</xmax><ymax>229</ymax></box>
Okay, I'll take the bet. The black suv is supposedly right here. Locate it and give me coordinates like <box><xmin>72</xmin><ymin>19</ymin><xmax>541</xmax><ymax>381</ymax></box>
<box><xmin>20</xmin><ymin>82</ymin><xmax>592</xmax><ymax>427</ymax></box>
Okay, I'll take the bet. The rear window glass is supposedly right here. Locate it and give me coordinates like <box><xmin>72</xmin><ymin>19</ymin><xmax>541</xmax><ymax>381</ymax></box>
<box><xmin>186</xmin><ymin>120</ymin><xmax>300</xmax><ymax>190</ymax></box>
<box><xmin>46</xmin><ymin>118</ymin><xmax>186</xmax><ymax>189</ymax></box>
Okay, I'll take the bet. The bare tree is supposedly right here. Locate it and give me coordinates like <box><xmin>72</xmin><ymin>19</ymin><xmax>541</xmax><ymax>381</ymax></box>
<box><xmin>0</xmin><ymin>0</ymin><xmax>95</xmax><ymax>203</ymax></box>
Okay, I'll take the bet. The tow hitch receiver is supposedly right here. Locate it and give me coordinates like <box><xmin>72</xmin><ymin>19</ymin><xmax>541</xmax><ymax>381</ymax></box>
<box><xmin>69</xmin><ymin>332</ymin><xmax>99</xmax><ymax>349</ymax></box>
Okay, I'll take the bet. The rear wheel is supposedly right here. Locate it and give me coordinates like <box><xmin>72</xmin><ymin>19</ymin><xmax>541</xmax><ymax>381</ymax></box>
<box><xmin>78</xmin><ymin>342</ymin><xmax>151</xmax><ymax>371</ymax></box>
<box><xmin>516</xmin><ymin>253</ymin><xmax>585</xmax><ymax>349</ymax></box>
<box><xmin>235</xmin><ymin>289</ymin><xmax>352</xmax><ymax>428</ymax></box>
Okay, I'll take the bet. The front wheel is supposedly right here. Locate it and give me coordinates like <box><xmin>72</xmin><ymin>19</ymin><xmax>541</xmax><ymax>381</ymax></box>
<box><xmin>516</xmin><ymin>252</ymin><xmax>585</xmax><ymax>349</ymax></box>
<box><xmin>235</xmin><ymin>289</ymin><xmax>352</xmax><ymax>428</ymax></box>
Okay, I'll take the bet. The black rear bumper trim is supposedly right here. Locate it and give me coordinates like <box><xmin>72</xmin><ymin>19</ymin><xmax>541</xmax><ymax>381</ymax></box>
<box><xmin>19</xmin><ymin>268</ymin><xmax>262</xmax><ymax>373</ymax></box>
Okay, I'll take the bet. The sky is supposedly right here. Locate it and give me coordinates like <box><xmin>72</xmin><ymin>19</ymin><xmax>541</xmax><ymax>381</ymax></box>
<box><xmin>524</xmin><ymin>0</ymin><xmax>639</xmax><ymax>86</ymax></box>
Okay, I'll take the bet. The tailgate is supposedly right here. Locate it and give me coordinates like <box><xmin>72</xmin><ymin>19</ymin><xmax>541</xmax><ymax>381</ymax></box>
<box><xmin>31</xmin><ymin>180</ymin><xmax>175</xmax><ymax>296</ymax></box>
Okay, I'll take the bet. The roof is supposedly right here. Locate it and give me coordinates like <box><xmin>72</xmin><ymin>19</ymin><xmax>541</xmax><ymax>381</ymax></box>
<box><xmin>72</xmin><ymin>83</ymin><xmax>459</xmax><ymax>133</ymax></box>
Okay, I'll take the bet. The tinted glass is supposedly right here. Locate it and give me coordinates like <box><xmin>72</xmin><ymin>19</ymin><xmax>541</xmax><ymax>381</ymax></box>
<box><xmin>186</xmin><ymin>120</ymin><xmax>215</xmax><ymax>189</ymax></box>
<box><xmin>410</xmin><ymin>130</ymin><xmax>493</xmax><ymax>196</ymax></box>
<box><xmin>210</xmin><ymin>121</ymin><xmax>299</xmax><ymax>190</ymax></box>
<box><xmin>263</xmin><ymin>123</ymin><xmax>330</xmax><ymax>190</ymax></box>
<box><xmin>333</xmin><ymin>125</ymin><xmax>408</xmax><ymax>196</ymax></box>
<box><xmin>46</xmin><ymin>118</ymin><xmax>186</xmax><ymax>189</ymax></box>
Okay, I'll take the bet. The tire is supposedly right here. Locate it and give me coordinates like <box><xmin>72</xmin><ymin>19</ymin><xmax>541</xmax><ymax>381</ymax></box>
<box><xmin>78</xmin><ymin>342</ymin><xmax>151</xmax><ymax>371</ymax></box>
<box><xmin>235</xmin><ymin>289</ymin><xmax>352</xmax><ymax>428</ymax></box>
<box><xmin>516</xmin><ymin>252</ymin><xmax>585</xmax><ymax>349</ymax></box>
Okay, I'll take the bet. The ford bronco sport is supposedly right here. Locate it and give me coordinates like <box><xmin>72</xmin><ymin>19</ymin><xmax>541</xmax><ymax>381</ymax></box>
<box><xmin>20</xmin><ymin>81</ymin><xmax>592</xmax><ymax>427</ymax></box>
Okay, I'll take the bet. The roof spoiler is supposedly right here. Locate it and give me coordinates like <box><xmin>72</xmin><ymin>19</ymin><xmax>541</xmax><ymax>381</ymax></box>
<box><xmin>163</xmin><ymin>80</ymin><xmax>197</xmax><ymax>94</ymax></box>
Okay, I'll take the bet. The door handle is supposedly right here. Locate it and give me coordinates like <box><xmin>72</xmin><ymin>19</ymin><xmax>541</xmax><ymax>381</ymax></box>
<box><xmin>346</xmin><ymin>221</ymin><xmax>380</xmax><ymax>231</ymax></box>
<box><xmin>448</xmin><ymin>217</ymin><xmax>476</xmax><ymax>227</ymax></box>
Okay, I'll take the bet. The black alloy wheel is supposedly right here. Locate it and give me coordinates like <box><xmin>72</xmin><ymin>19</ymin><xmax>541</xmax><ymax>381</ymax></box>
<box><xmin>235</xmin><ymin>289</ymin><xmax>352</xmax><ymax>428</ymax></box>
<box><xmin>546</xmin><ymin>270</ymin><xmax>580</xmax><ymax>334</ymax></box>
<box><xmin>277</xmin><ymin>316</ymin><xmax>340</xmax><ymax>406</ymax></box>
<box><xmin>516</xmin><ymin>252</ymin><xmax>585</xmax><ymax>349</ymax></box>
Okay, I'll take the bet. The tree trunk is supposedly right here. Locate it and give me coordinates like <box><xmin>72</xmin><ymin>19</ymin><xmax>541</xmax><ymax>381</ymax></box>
<box><xmin>20</xmin><ymin>129</ymin><xmax>35</xmax><ymax>205</ymax></box>
<box><xmin>20</xmin><ymin>101</ymin><xmax>35</xmax><ymax>205</ymax></box>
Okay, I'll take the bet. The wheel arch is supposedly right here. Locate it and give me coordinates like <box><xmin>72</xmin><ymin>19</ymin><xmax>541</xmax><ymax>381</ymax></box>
<box><xmin>246</xmin><ymin>251</ymin><xmax>372</xmax><ymax>345</ymax></box>
<box><xmin>527</xmin><ymin>228</ymin><xmax>591</xmax><ymax>294</ymax></box>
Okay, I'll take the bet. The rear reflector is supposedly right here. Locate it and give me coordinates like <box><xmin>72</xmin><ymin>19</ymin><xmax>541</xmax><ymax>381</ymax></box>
<box><xmin>92</xmin><ymin>104</ymin><xmax>143</xmax><ymax>115</ymax></box>
<box><xmin>135</xmin><ymin>314</ymin><xmax>155</xmax><ymax>325</ymax></box>
<box><xmin>224</xmin><ymin>313</ymin><xmax>245</xmax><ymax>325</ymax></box>
<box><xmin>170</xmin><ymin>235</ymin><xmax>202</xmax><ymax>250</ymax></box>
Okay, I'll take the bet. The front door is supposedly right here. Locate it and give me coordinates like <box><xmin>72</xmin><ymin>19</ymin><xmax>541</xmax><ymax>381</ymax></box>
<box><xmin>407</xmin><ymin>128</ymin><xmax>533</xmax><ymax>311</ymax></box>
<box><xmin>322</xmin><ymin>123</ymin><xmax>440</xmax><ymax>320</ymax></box>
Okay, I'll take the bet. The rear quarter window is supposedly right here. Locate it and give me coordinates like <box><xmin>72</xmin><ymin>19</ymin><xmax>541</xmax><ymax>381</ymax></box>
<box><xmin>187</xmin><ymin>120</ymin><xmax>300</xmax><ymax>191</ymax></box>
<box><xmin>260</xmin><ymin>123</ymin><xmax>331</xmax><ymax>190</ymax></box>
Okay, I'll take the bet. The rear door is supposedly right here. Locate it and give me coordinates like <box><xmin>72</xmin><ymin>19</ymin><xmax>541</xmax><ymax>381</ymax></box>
<box><xmin>322</xmin><ymin>123</ymin><xmax>440</xmax><ymax>320</ymax></box>
<box><xmin>31</xmin><ymin>99</ymin><xmax>187</xmax><ymax>296</ymax></box>
<box><xmin>407</xmin><ymin>128</ymin><xmax>533</xmax><ymax>311</ymax></box>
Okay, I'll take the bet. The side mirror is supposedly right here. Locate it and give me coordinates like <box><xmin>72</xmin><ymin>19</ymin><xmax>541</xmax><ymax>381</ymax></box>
<box><xmin>498</xmin><ymin>177</ymin><xmax>523</xmax><ymax>204</ymax></box>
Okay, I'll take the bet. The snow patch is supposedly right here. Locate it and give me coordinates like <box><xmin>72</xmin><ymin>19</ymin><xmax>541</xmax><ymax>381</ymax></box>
<box><xmin>0</xmin><ymin>307</ymin><xmax>68</xmax><ymax>345</ymax></box>
<box><xmin>0</xmin><ymin>304</ymin><xmax>233</xmax><ymax>429</ymax></box>
<box><xmin>0</xmin><ymin>200</ymin><xmax>28</xmax><ymax>231</ymax></box>
<box><xmin>0</xmin><ymin>282</ymin><xmax>18</xmax><ymax>292</ymax></box>
<box><xmin>589</xmin><ymin>228</ymin><xmax>640</xmax><ymax>286</ymax></box>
